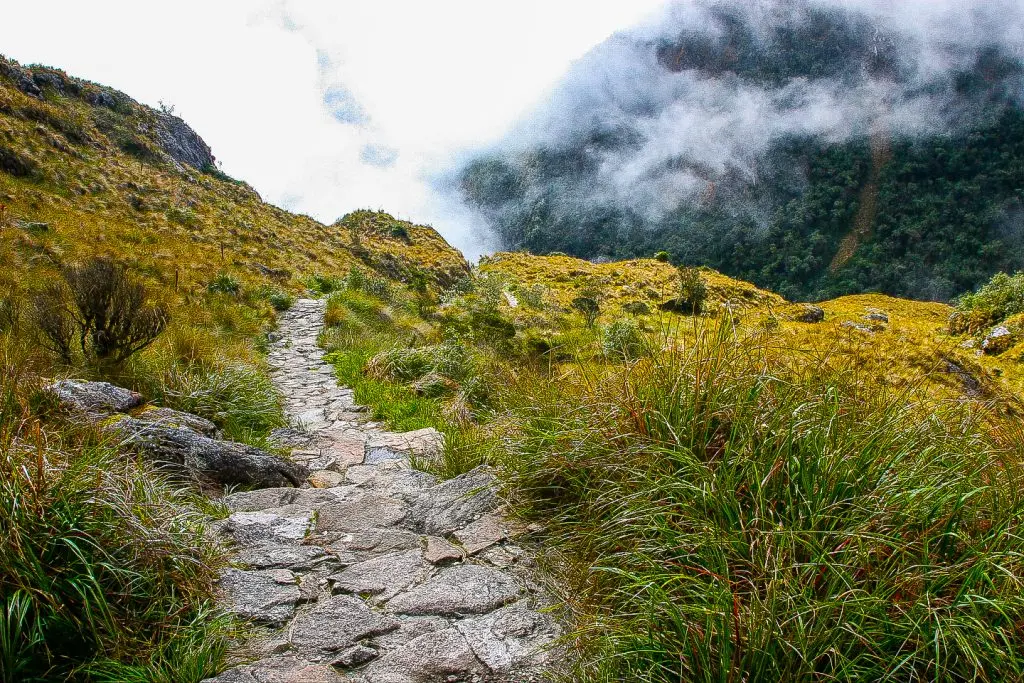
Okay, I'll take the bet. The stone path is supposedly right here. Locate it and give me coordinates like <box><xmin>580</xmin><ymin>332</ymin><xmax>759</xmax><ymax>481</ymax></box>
<box><xmin>205</xmin><ymin>299</ymin><xmax>560</xmax><ymax>683</ymax></box>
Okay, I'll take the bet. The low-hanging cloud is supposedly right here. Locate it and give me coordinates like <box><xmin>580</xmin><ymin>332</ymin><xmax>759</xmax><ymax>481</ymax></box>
<box><xmin>449</xmin><ymin>0</ymin><xmax>1024</xmax><ymax>249</ymax></box>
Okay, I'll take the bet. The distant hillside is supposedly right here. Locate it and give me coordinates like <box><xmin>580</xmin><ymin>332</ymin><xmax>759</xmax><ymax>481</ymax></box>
<box><xmin>0</xmin><ymin>56</ymin><xmax>469</xmax><ymax>298</ymax></box>
<box><xmin>456</xmin><ymin>0</ymin><xmax>1024</xmax><ymax>302</ymax></box>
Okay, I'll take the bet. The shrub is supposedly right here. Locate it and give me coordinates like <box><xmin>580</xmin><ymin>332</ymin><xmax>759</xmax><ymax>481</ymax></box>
<box><xmin>206</xmin><ymin>273</ymin><xmax>240</xmax><ymax>296</ymax></box>
<box><xmin>952</xmin><ymin>271</ymin><xmax>1024</xmax><ymax>333</ymax></box>
<box><xmin>502</xmin><ymin>324</ymin><xmax>1024</xmax><ymax>681</ymax></box>
<box><xmin>601</xmin><ymin>318</ymin><xmax>648</xmax><ymax>361</ymax></box>
<box><xmin>305</xmin><ymin>273</ymin><xmax>346</xmax><ymax>295</ymax></box>
<box><xmin>265</xmin><ymin>289</ymin><xmax>293</xmax><ymax>311</ymax></box>
<box><xmin>0</xmin><ymin>144</ymin><xmax>39</xmax><ymax>179</ymax></box>
<box><xmin>653</xmin><ymin>250</ymin><xmax>670</xmax><ymax>262</ymax></box>
<box><xmin>572</xmin><ymin>296</ymin><xmax>601</xmax><ymax>329</ymax></box>
<box><xmin>165</xmin><ymin>206</ymin><xmax>199</xmax><ymax>227</ymax></box>
<box><xmin>516</xmin><ymin>284</ymin><xmax>548</xmax><ymax>310</ymax></box>
<box><xmin>390</xmin><ymin>225</ymin><xmax>410</xmax><ymax>241</ymax></box>
<box><xmin>676</xmin><ymin>265</ymin><xmax>708</xmax><ymax>315</ymax></box>
<box><xmin>621</xmin><ymin>301</ymin><xmax>650</xmax><ymax>317</ymax></box>
<box><xmin>32</xmin><ymin>257</ymin><xmax>169</xmax><ymax>368</ymax></box>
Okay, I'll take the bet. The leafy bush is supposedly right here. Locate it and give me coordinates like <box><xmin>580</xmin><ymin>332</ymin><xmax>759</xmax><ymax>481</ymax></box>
<box><xmin>653</xmin><ymin>251</ymin><xmax>670</xmax><ymax>262</ymax></box>
<box><xmin>32</xmin><ymin>257</ymin><xmax>169</xmax><ymax>368</ymax></box>
<box><xmin>601</xmin><ymin>318</ymin><xmax>648</xmax><ymax>361</ymax></box>
<box><xmin>501</xmin><ymin>324</ymin><xmax>1024</xmax><ymax>681</ymax></box>
<box><xmin>676</xmin><ymin>265</ymin><xmax>708</xmax><ymax>315</ymax></box>
<box><xmin>572</xmin><ymin>296</ymin><xmax>600</xmax><ymax>329</ymax></box>
<box><xmin>621</xmin><ymin>301</ymin><xmax>651</xmax><ymax>317</ymax></box>
<box><xmin>952</xmin><ymin>271</ymin><xmax>1024</xmax><ymax>333</ymax></box>
<box><xmin>206</xmin><ymin>273</ymin><xmax>240</xmax><ymax>296</ymax></box>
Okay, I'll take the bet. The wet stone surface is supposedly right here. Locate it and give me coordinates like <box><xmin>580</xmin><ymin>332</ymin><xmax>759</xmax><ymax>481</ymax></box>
<box><xmin>204</xmin><ymin>299</ymin><xmax>560</xmax><ymax>683</ymax></box>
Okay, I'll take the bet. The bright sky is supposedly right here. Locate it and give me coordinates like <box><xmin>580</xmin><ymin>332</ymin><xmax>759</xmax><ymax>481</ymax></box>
<box><xmin>0</xmin><ymin>0</ymin><xmax>666</xmax><ymax>255</ymax></box>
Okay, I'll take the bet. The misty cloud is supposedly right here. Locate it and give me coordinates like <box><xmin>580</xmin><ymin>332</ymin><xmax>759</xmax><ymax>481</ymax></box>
<box><xmin>453</xmin><ymin>0</ymin><xmax>1024</xmax><ymax>244</ymax></box>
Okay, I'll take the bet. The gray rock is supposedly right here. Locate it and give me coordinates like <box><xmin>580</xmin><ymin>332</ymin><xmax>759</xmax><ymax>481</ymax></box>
<box><xmin>328</xmin><ymin>551</ymin><xmax>431</xmax><ymax>600</ymax></box>
<box><xmin>133</xmin><ymin>406</ymin><xmax>219</xmax><ymax>437</ymax></box>
<box><xmin>288</xmin><ymin>595</ymin><xmax>399</xmax><ymax>663</ymax></box>
<box><xmin>46</xmin><ymin>379</ymin><xmax>143</xmax><ymax>415</ymax></box>
<box><xmin>225</xmin><ymin>509</ymin><xmax>313</xmax><ymax>546</ymax></box>
<box><xmin>315</xmin><ymin>495</ymin><xmax>408</xmax><ymax>532</ymax></box>
<box><xmin>864</xmin><ymin>310</ymin><xmax>889</xmax><ymax>324</ymax></box>
<box><xmin>154</xmin><ymin>110</ymin><xmax>216</xmax><ymax>170</ymax></box>
<box><xmin>452</xmin><ymin>514</ymin><xmax>511</xmax><ymax>556</ymax></box>
<box><xmin>455</xmin><ymin>603</ymin><xmax>558</xmax><ymax>673</ymax></box>
<box><xmin>983</xmin><ymin>325</ymin><xmax>1015</xmax><ymax>355</ymax></box>
<box><xmin>361</xmin><ymin>627</ymin><xmax>484</xmax><ymax>683</ymax></box>
<box><xmin>202</xmin><ymin>655</ymin><xmax>347</xmax><ymax>683</ymax></box>
<box><xmin>225</xmin><ymin>488</ymin><xmax>305</xmax><ymax>513</ymax></box>
<box><xmin>308</xmin><ymin>470</ymin><xmax>346</xmax><ymax>488</ymax></box>
<box><xmin>108</xmin><ymin>415</ymin><xmax>308</xmax><ymax>488</ymax></box>
<box><xmin>316</xmin><ymin>529</ymin><xmax>423</xmax><ymax>559</ymax></box>
<box><xmin>423</xmin><ymin>536</ymin><xmax>463</xmax><ymax>565</ymax></box>
<box><xmin>218</xmin><ymin>568</ymin><xmax>300</xmax><ymax>626</ymax></box>
<box><xmin>0</xmin><ymin>60</ymin><xmax>42</xmax><ymax>98</ymax></box>
<box><xmin>387</xmin><ymin>564</ymin><xmax>521</xmax><ymax>616</ymax></box>
<box><xmin>407</xmin><ymin>467</ymin><xmax>498</xmax><ymax>535</ymax></box>
<box><xmin>234</xmin><ymin>543</ymin><xmax>336</xmax><ymax>572</ymax></box>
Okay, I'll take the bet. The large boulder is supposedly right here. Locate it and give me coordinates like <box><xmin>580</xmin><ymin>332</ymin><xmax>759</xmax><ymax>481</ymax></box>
<box><xmin>133</xmin><ymin>406</ymin><xmax>220</xmax><ymax>437</ymax></box>
<box><xmin>46</xmin><ymin>380</ymin><xmax>144</xmax><ymax>415</ymax></box>
<box><xmin>108</xmin><ymin>415</ymin><xmax>308</xmax><ymax>488</ymax></box>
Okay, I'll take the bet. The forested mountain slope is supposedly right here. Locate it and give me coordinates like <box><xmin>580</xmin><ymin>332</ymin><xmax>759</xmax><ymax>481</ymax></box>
<box><xmin>456</xmin><ymin>0</ymin><xmax>1024</xmax><ymax>302</ymax></box>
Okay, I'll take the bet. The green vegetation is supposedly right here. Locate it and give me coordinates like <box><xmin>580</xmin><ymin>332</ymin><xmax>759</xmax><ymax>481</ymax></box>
<box><xmin>951</xmin><ymin>271</ymin><xmax>1024</xmax><ymax>333</ymax></box>
<box><xmin>309</xmin><ymin>249</ymin><xmax>1024</xmax><ymax>681</ymax></box>
<box><xmin>32</xmin><ymin>257</ymin><xmax>169</xmax><ymax>368</ymax></box>
<box><xmin>495</xmin><ymin>326</ymin><xmax>1024</xmax><ymax>681</ymax></box>
<box><xmin>0</xmin><ymin>365</ymin><xmax>228</xmax><ymax>682</ymax></box>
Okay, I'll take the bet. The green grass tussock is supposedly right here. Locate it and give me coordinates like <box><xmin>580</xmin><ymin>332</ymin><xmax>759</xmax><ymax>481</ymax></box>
<box><xmin>0</xmin><ymin>363</ymin><xmax>228</xmax><ymax>682</ymax></box>
<box><xmin>498</xmin><ymin>324</ymin><xmax>1024</xmax><ymax>682</ymax></box>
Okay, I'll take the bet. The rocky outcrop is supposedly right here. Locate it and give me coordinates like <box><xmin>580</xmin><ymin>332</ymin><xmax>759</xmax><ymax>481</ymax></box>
<box><xmin>108</xmin><ymin>415</ymin><xmax>308</xmax><ymax>488</ymax></box>
<box><xmin>154</xmin><ymin>111</ymin><xmax>216</xmax><ymax>170</ymax></box>
<box><xmin>46</xmin><ymin>380</ymin><xmax>143</xmax><ymax>415</ymax></box>
<box><xmin>982</xmin><ymin>326</ymin><xmax>1015</xmax><ymax>356</ymax></box>
<box><xmin>204</xmin><ymin>299</ymin><xmax>561</xmax><ymax>683</ymax></box>
<box><xmin>45</xmin><ymin>379</ymin><xmax>306</xmax><ymax>489</ymax></box>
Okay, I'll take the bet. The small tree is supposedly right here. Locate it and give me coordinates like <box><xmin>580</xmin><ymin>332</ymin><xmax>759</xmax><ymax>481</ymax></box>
<box><xmin>677</xmin><ymin>266</ymin><xmax>708</xmax><ymax>316</ymax></box>
<box><xmin>34</xmin><ymin>257</ymin><xmax>169</xmax><ymax>367</ymax></box>
<box><xmin>572</xmin><ymin>296</ymin><xmax>601</xmax><ymax>329</ymax></box>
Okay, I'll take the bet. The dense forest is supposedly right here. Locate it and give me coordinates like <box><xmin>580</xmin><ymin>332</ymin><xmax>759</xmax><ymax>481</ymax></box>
<box><xmin>458</xmin><ymin>1</ymin><xmax>1024</xmax><ymax>302</ymax></box>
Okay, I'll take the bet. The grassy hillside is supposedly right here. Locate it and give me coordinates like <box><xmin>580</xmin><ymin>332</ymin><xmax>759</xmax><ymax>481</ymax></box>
<box><xmin>0</xmin><ymin>57</ymin><xmax>468</xmax><ymax>299</ymax></box>
<box><xmin>0</xmin><ymin>56</ymin><xmax>468</xmax><ymax>682</ymax></box>
<box><xmin>320</xmin><ymin>249</ymin><xmax>1024</xmax><ymax>681</ymax></box>
<box><xmin>5</xmin><ymin>51</ymin><xmax>1024</xmax><ymax>683</ymax></box>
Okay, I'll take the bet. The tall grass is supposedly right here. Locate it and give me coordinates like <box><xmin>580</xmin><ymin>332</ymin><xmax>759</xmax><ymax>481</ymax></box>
<box><xmin>499</xmin><ymin>322</ymin><xmax>1024</xmax><ymax>682</ymax></box>
<box><xmin>0</xmin><ymin>338</ymin><xmax>229</xmax><ymax>682</ymax></box>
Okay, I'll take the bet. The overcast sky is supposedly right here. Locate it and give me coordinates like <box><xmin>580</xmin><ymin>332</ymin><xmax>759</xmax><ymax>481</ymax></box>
<box><xmin>0</xmin><ymin>0</ymin><xmax>667</xmax><ymax>256</ymax></box>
